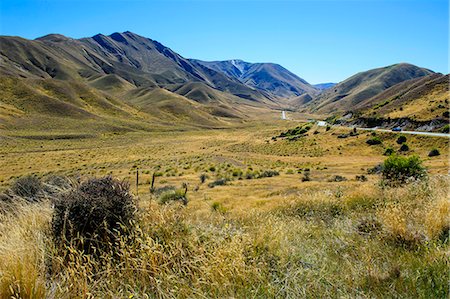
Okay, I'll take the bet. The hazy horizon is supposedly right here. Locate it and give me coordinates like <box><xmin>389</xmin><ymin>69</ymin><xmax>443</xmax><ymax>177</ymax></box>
<box><xmin>0</xmin><ymin>0</ymin><xmax>448</xmax><ymax>84</ymax></box>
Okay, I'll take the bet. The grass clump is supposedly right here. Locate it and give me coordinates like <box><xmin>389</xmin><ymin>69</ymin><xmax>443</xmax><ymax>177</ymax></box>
<box><xmin>11</xmin><ymin>175</ymin><xmax>43</xmax><ymax>201</ymax></box>
<box><xmin>52</xmin><ymin>176</ymin><xmax>136</xmax><ymax>254</ymax></box>
<box><xmin>381</xmin><ymin>155</ymin><xmax>426</xmax><ymax>186</ymax></box>
<box><xmin>208</xmin><ymin>178</ymin><xmax>229</xmax><ymax>188</ymax></box>
<box><xmin>159</xmin><ymin>188</ymin><xmax>188</xmax><ymax>205</ymax></box>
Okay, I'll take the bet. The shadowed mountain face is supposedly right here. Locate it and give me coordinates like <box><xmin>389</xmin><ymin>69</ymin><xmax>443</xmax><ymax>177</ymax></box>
<box><xmin>306</xmin><ymin>63</ymin><xmax>434</xmax><ymax>114</ymax></box>
<box><xmin>192</xmin><ymin>59</ymin><xmax>318</xmax><ymax>98</ymax></box>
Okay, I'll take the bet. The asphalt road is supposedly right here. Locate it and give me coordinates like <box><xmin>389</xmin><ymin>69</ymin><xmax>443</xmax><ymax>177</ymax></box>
<box><xmin>356</xmin><ymin>127</ymin><xmax>450</xmax><ymax>138</ymax></box>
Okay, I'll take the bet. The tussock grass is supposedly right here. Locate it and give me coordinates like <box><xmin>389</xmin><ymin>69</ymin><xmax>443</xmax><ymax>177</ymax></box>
<box><xmin>1</xmin><ymin>175</ymin><xmax>448</xmax><ymax>298</ymax></box>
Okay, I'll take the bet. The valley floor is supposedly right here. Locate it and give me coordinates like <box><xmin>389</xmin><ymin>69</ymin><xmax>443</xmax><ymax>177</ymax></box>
<box><xmin>0</xmin><ymin>121</ymin><xmax>449</xmax><ymax>298</ymax></box>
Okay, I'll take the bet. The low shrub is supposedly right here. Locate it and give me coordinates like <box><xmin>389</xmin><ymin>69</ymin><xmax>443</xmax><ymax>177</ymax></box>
<box><xmin>208</xmin><ymin>178</ymin><xmax>229</xmax><ymax>188</ymax></box>
<box><xmin>330</xmin><ymin>175</ymin><xmax>347</xmax><ymax>182</ymax></box>
<box><xmin>366</xmin><ymin>137</ymin><xmax>382</xmax><ymax>145</ymax></box>
<box><xmin>11</xmin><ymin>175</ymin><xmax>43</xmax><ymax>201</ymax></box>
<box><xmin>356</xmin><ymin>175</ymin><xmax>368</xmax><ymax>182</ymax></box>
<box><xmin>258</xmin><ymin>170</ymin><xmax>279</xmax><ymax>178</ymax></box>
<box><xmin>199</xmin><ymin>173</ymin><xmax>208</xmax><ymax>184</ymax></box>
<box><xmin>383</xmin><ymin>147</ymin><xmax>394</xmax><ymax>156</ymax></box>
<box><xmin>301</xmin><ymin>172</ymin><xmax>311</xmax><ymax>182</ymax></box>
<box><xmin>396</xmin><ymin>135</ymin><xmax>407</xmax><ymax>144</ymax></box>
<box><xmin>52</xmin><ymin>176</ymin><xmax>136</xmax><ymax>254</ymax></box>
<box><xmin>441</xmin><ymin>124</ymin><xmax>449</xmax><ymax>133</ymax></box>
<box><xmin>428</xmin><ymin>149</ymin><xmax>440</xmax><ymax>157</ymax></box>
<box><xmin>211</xmin><ymin>201</ymin><xmax>227</xmax><ymax>214</ymax></box>
<box><xmin>382</xmin><ymin>155</ymin><xmax>427</xmax><ymax>186</ymax></box>
<box><xmin>159</xmin><ymin>189</ymin><xmax>188</xmax><ymax>205</ymax></box>
<box><xmin>367</xmin><ymin>164</ymin><xmax>383</xmax><ymax>174</ymax></box>
<box><xmin>399</xmin><ymin>143</ymin><xmax>409</xmax><ymax>152</ymax></box>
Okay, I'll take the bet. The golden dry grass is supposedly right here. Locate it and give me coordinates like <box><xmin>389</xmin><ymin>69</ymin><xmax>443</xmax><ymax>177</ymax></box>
<box><xmin>0</xmin><ymin>121</ymin><xmax>448</xmax><ymax>298</ymax></box>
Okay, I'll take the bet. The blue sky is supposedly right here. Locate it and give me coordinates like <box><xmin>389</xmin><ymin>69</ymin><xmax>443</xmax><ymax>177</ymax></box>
<box><xmin>0</xmin><ymin>0</ymin><xmax>448</xmax><ymax>84</ymax></box>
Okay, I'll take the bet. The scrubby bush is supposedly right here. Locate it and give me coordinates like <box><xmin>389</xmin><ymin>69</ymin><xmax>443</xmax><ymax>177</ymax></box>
<box><xmin>208</xmin><ymin>178</ymin><xmax>229</xmax><ymax>188</ymax></box>
<box><xmin>367</xmin><ymin>164</ymin><xmax>383</xmax><ymax>174</ymax></box>
<box><xmin>301</xmin><ymin>172</ymin><xmax>311</xmax><ymax>182</ymax></box>
<box><xmin>396</xmin><ymin>135</ymin><xmax>407</xmax><ymax>144</ymax></box>
<box><xmin>330</xmin><ymin>175</ymin><xmax>347</xmax><ymax>182</ymax></box>
<box><xmin>355</xmin><ymin>175</ymin><xmax>368</xmax><ymax>182</ymax></box>
<box><xmin>199</xmin><ymin>173</ymin><xmax>208</xmax><ymax>184</ymax></box>
<box><xmin>211</xmin><ymin>201</ymin><xmax>227</xmax><ymax>214</ymax></box>
<box><xmin>441</xmin><ymin>124</ymin><xmax>449</xmax><ymax>133</ymax></box>
<box><xmin>11</xmin><ymin>175</ymin><xmax>43</xmax><ymax>201</ymax></box>
<box><xmin>399</xmin><ymin>143</ymin><xmax>409</xmax><ymax>152</ymax></box>
<box><xmin>278</xmin><ymin>124</ymin><xmax>311</xmax><ymax>138</ymax></box>
<box><xmin>159</xmin><ymin>188</ymin><xmax>188</xmax><ymax>205</ymax></box>
<box><xmin>52</xmin><ymin>176</ymin><xmax>136</xmax><ymax>254</ymax></box>
<box><xmin>383</xmin><ymin>147</ymin><xmax>394</xmax><ymax>156</ymax></box>
<box><xmin>428</xmin><ymin>149</ymin><xmax>440</xmax><ymax>157</ymax></box>
<box><xmin>382</xmin><ymin>155</ymin><xmax>427</xmax><ymax>186</ymax></box>
<box><xmin>366</xmin><ymin>137</ymin><xmax>382</xmax><ymax>145</ymax></box>
<box><xmin>258</xmin><ymin>170</ymin><xmax>279</xmax><ymax>178</ymax></box>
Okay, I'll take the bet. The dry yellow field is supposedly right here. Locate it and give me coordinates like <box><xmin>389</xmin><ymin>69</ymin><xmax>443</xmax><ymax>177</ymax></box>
<box><xmin>0</xmin><ymin>120</ymin><xmax>449</xmax><ymax>298</ymax></box>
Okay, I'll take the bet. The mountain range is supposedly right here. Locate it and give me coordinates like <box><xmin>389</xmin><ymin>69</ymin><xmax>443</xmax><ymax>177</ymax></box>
<box><xmin>0</xmin><ymin>31</ymin><xmax>447</xmax><ymax>133</ymax></box>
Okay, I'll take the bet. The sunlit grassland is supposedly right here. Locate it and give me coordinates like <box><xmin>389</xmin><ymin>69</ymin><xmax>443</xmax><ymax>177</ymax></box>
<box><xmin>0</xmin><ymin>121</ymin><xmax>448</xmax><ymax>298</ymax></box>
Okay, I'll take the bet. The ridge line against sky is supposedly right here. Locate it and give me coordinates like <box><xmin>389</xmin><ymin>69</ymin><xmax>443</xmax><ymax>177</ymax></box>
<box><xmin>0</xmin><ymin>0</ymin><xmax>448</xmax><ymax>84</ymax></box>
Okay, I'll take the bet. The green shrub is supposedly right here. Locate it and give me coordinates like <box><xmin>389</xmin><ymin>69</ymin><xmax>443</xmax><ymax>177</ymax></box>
<box><xmin>258</xmin><ymin>170</ymin><xmax>279</xmax><ymax>178</ymax></box>
<box><xmin>441</xmin><ymin>124</ymin><xmax>449</xmax><ymax>133</ymax></box>
<box><xmin>208</xmin><ymin>178</ymin><xmax>229</xmax><ymax>188</ymax></box>
<box><xmin>383</xmin><ymin>147</ymin><xmax>394</xmax><ymax>156</ymax></box>
<box><xmin>52</xmin><ymin>176</ymin><xmax>136</xmax><ymax>254</ymax></box>
<box><xmin>11</xmin><ymin>175</ymin><xmax>43</xmax><ymax>201</ymax></box>
<box><xmin>399</xmin><ymin>143</ymin><xmax>409</xmax><ymax>152</ymax></box>
<box><xmin>366</xmin><ymin>137</ymin><xmax>382</xmax><ymax>145</ymax></box>
<box><xmin>396</xmin><ymin>135</ymin><xmax>407</xmax><ymax>144</ymax></box>
<box><xmin>232</xmin><ymin>169</ymin><xmax>243</xmax><ymax>177</ymax></box>
<box><xmin>428</xmin><ymin>149</ymin><xmax>440</xmax><ymax>157</ymax></box>
<box><xmin>382</xmin><ymin>155</ymin><xmax>427</xmax><ymax>186</ymax></box>
<box><xmin>159</xmin><ymin>189</ymin><xmax>188</xmax><ymax>205</ymax></box>
<box><xmin>211</xmin><ymin>201</ymin><xmax>227</xmax><ymax>214</ymax></box>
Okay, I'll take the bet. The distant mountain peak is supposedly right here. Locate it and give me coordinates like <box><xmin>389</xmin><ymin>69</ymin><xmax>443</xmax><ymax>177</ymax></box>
<box><xmin>35</xmin><ymin>33</ymin><xmax>71</xmax><ymax>42</ymax></box>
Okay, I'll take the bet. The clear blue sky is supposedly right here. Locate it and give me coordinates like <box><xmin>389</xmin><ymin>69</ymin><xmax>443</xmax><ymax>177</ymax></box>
<box><xmin>0</xmin><ymin>0</ymin><xmax>448</xmax><ymax>84</ymax></box>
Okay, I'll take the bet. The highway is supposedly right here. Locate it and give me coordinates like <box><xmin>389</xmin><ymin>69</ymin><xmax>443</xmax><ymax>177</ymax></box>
<box><xmin>355</xmin><ymin>127</ymin><xmax>450</xmax><ymax>138</ymax></box>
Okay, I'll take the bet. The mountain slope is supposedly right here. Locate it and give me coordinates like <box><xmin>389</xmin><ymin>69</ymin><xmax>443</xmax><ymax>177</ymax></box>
<box><xmin>192</xmin><ymin>59</ymin><xmax>318</xmax><ymax>98</ymax></box>
<box><xmin>306</xmin><ymin>63</ymin><xmax>434</xmax><ymax>114</ymax></box>
<box><xmin>0</xmin><ymin>32</ymin><xmax>278</xmax><ymax>105</ymax></box>
<box><xmin>355</xmin><ymin>73</ymin><xmax>449</xmax><ymax>121</ymax></box>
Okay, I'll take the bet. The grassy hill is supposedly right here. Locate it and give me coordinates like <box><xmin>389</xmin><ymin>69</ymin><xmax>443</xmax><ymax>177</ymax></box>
<box><xmin>306</xmin><ymin>63</ymin><xmax>434</xmax><ymax>114</ymax></box>
<box><xmin>356</xmin><ymin>73</ymin><xmax>449</xmax><ymax>122</ymax></box>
